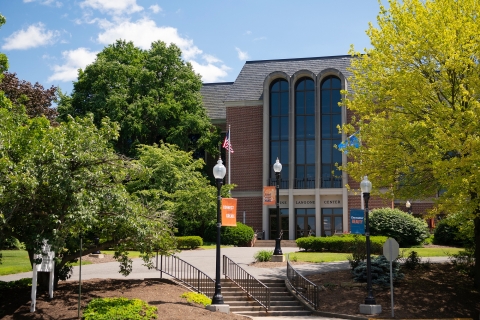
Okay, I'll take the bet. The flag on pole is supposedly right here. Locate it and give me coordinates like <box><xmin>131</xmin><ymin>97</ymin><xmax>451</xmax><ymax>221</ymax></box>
<box><xmin>338</xmin><ymin>132</ymin><xmax>360</xmax><ymax>154</ymax></box>
<box><xmin>222</xmin><ymin>129</ymin><xmax>234</xmax><ymax>153</ymax></box>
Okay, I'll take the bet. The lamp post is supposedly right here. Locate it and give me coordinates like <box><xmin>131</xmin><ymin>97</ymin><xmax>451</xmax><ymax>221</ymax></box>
<box><xmin>273</xmin><ymin>158</ymin><xmax>282</xmax><ymax>256</ymax></box>
<box><xmin>406</xmin><ymin>201</ymin><xmax>412</xmax><ymax>214</ymax></box>
<box><xmin>360</xmin><ymin>176</ymin><xmax>376</xmax><ymax>305</ymax></box>
<box><xmin>212</xmin><ymin>157</ymin><xmax>226</xmax><ymax>305</ymax></box>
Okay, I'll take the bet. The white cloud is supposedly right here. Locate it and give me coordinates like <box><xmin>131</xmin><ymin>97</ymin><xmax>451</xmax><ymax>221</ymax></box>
<box><xmin>235</xmin><ymin>47</ymin><xmax>249</xmax><ymax>60</ymax></box>
<box><xmin>254</xmin><ymin>36</ymin><xmax>267</xmax><ymax>41</ymax></box>
<box><xmin>97</xmin><ymin>18</ymin><xmax>202</xmax><ymax>60</ymax></box>
<box><xmin>149</xmin><ymin>4</ymin><xmax>161</xmax><ymax>13</ymax></box>
<box><xmin>47</xmin><ymin>48</ymin><xmax>98</xmax><ymax>82</ymax></box>
<box><xmin>2</xmin><ymin>23</ymin><xmax>60</xmax><ymax>50</ymax></box>
<box><xmin>244</xmin><ymin>30</ymin><xmax>252</xmax><ymax>35</ymax></box>
<box><xmin>23</xmin><ymin>0</ymin><xmax>62</xmax><ymax>6</ymax></box>
<box><xmin>80</xmin><ymin>0</ymin><xmax>143</xmax><ymax>15</ymax></box>
<box><xmin>189</xmin><ymin>60</ymin><xmax>230</xmax><ymax>83</ymax></box>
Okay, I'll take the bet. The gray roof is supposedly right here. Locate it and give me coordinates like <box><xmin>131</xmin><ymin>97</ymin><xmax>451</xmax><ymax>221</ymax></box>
<box><xmin>200</xmin><ymin>82</ymin><xmax>233</xmax><ymax>120</ymax></box>
<box><xmin>225</xmin><ymin>55</ymin><xmax>353</xmax><ymax>102</ymax></box>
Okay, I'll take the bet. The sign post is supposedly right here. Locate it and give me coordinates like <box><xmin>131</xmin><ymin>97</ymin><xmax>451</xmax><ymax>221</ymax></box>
<box><xmin>31</xmin><ymin>239</ymin><xmax>55</xmax><ymax>312</ymax></box>
<box><xmin>383</xmin><ymin>238</ymin><xmax>399</xmax><ymax>318</ymax></box>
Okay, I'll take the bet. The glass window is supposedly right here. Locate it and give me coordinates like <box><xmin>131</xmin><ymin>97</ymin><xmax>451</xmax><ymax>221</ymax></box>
<box><xmin>270</xmin><ymin>79</ymin><xmax>289</xmax><ymax>188</ymax></box>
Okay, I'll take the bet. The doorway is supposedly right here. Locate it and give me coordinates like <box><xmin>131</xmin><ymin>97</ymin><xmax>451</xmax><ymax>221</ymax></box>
<box><xmin>269</xmin><ymin>208</ymin><xmax>289</xmax><ymax>240</ymax></box>
<box><xmin>295</xmin><ymin>208</ymin><xmax>315</xmax><ymax>238</ymax></box>
<box><xmin>321</xmin><ymin>208</ymin><xmax>343</xmax><ymax>236</ymax></box>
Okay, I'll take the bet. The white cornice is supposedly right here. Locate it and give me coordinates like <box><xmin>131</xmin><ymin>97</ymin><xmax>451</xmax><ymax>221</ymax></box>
<box><xmin>225</xmin><ymin>100</ymin><xmax>263</xmax><ymax>107</ymax></box>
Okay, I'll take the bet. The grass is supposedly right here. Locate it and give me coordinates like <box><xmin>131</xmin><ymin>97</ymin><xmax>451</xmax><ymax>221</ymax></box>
<box><xmin>0</xmin><ymin>250</ymin><xmax>92</xmax><ymax>276</ymax></box>
<box><xmin>400</xmin><ymin>247</ymin><xmax>463</xmax><ymax>257</ymax></box>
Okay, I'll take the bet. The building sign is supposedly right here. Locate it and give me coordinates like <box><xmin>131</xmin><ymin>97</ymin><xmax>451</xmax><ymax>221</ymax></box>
<box><xmin>221</xmin><ymin>198</ymin><xmax>237</xmax><ymax>227</ymax></box>
<box><xmin>263</xmin><ymin>186</ymin><xmax>276</xmax><ymax>205</ymax></box>
<box><xmin>350</xmin><ymin>209</ymin><xmax>365</xmax><ymax>235</ymax></box>
<box><xmin>323</xmin><ymin>200</ymin><xmax>341</xmax><ymax>205</ymax></box>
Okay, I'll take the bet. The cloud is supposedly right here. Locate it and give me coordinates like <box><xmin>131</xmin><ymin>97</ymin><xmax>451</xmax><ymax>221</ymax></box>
<box><xmin>235</xmin><ymin>47</ymin><xmax>249</xmax><ymax>60</ymax></box>
<box><xmin>47</xmin><ymin>48</ymin><xmax>98</xmax><ymax>82</ymax></box>
<box><xmin>23</xmin><ymin>0</ymin><xmax>62</xmax><ymax>6</ymax></box>
<box><xmin>254</xmin><ymin>36</ymin><xmax>267</xmax><ymax>41</ymax></box>
<box><xmin>96</xmin><ymin>18</ymin><xmax>202</xmax><ymax>60</ymax></box>
<box><xmin>189</xmin><ymin>59</ymin><xmax>230</xmax><ymax>83</ymax></box>
<box><xmin>149</xmin><ymin>4</ymin><xmax>161</xmax><ymax>13</ymax></box>
<box><xmin>80</xmin><ymin>0</ymin><xmax>143</xmax><ymax>16</ymax></box>
<box><xmin>2</xmin><ymin>23</ymin><xmax>60</xmax><ymax>50</ymax></box>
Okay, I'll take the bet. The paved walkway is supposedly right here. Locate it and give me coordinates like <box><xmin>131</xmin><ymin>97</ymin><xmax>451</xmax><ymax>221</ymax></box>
<box><xmin>0</xmin><ymin>247</ymin><xmax>449</xmax><ymax>319</ymax></box>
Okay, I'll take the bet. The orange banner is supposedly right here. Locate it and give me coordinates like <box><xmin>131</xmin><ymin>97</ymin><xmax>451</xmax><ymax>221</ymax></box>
<box><xmin>221</xmin><ymin>198</ymin><xmax>237</xmax><ymax>227</ymax></box>
<box><xmin>263</xmin><ymin>186</ymin><xmax>276</xmax><ymax>205</ymax></box>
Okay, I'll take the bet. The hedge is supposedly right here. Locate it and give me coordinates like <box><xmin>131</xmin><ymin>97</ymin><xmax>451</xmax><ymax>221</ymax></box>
<box><xmin>176</xmin><ymin>236</ymin><xmax>203</xmax><ymax>250</ymax></box>
<box><xmin>296</xmin><ymin>234</ymin><xmax>387</xmax><ymax>254</ymax></box>
<box><xmin>204</xmin><ymin>222</ymin><xmax>255</xmax><ymax>246</ymax></box>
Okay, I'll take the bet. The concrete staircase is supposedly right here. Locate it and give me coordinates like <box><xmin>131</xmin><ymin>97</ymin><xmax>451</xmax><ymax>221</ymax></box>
<box><xmin>221</xmin><ymin>279</ymin><xmax>311</xmax><ymax>317</ymax></box>
<box><xmin>254</xmin><ymin>240</ymin><xmax>298</xmax><ymax>247</ymax></box>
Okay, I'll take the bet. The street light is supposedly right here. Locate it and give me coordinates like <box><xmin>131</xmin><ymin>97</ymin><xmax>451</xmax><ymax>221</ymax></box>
<box><xmin>360</xmin><ymin>175</ymin><xmax>376</xmax><ymax>305</ymax></box>
<box><xmin>212</xmin><ymin>157</ymin><xmax>226</xmax><ymax>305</ymax></box>
<box><xmin>406</xmin><ymin>200</ymin><xmax>412</xmax><ymax>214</ymax></box>
<box><xmin>273</xmin><ymin>158</ymin><xmax>282</xmax><ymax>256</ymax></box>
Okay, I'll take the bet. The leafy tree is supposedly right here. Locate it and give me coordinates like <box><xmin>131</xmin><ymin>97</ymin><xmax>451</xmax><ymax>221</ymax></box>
<box><xmin>341</xmin><ymin>0</ymin><xmax>480</xmax><ymax>288</ymax></box>
<box><xmin>0</xmin><ymin>72</ymin><xmax>58</xmax><ymax>124</ymax></box>
<box><xmin>0</xmin><ymin>108</ymin><xmax>176</xmax><ymax>288</ymax></box>
<box><xmin>58</xmin><ymin>40</ymin><xmax>218</xmax><ymax>156</ymax></box>
<box><xmin>0</xmin><ymin>14</ymin><xmax>7</xmax><ymax>73</ymax></box>
<box><xmin>127</xmin><ymin>143</ymin><xmax>234</xmax><ymax>237</ymax></box>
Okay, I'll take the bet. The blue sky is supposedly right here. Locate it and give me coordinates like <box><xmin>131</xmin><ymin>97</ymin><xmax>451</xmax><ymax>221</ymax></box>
<box><xmin>0</xmin><ymin>0</ymin><xmax>381</xmax><ymax>95</ymax></box>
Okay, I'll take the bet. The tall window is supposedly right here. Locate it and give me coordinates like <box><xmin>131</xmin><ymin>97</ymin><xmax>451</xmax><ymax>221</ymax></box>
<box><xmin>270</xmin><ymin>79</ymin><xmax>289</xmax><ymax>187</ymax></box>
<box><xmin>321</xmin><ymin>76</ymin><xmax>342</xmax><ymax>188</ymax></box>
<box><xmin>295</xmin><ymin>78</ymin><xmax>315</xmax><ymax>189</ymax></box>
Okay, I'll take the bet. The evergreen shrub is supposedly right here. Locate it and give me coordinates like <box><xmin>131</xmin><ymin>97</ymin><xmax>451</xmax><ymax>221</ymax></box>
<box><xmin>352</xmin><ymin>255</ymin><xmax>404</xmax><ymax>286</ymax></box>
<box><xmin>369</xmin><ymin>208</ymin><xmax>429</xmax><ymax>247</ymax></box>
<box><xmin>296</xmin><ymin>234</ymin><xmax>387</xmax><ymax>253</ymax></box>
<box><xmin>204</xmin><ymin>222</ymin><xmax>254</xmax><ymax>246</ymax></box>
<box><xmin>433</xmin><ymin>219</ymin><xmax>465</xmax><ymax>246</ymax></box>
<box><xmin>176</xmin><ymin>236</ymin><xmax>203</xmax><ymax>250</ymax></box>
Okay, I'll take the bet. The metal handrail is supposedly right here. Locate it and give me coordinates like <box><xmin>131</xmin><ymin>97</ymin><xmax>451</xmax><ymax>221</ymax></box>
<box><xmin>155</xmin><ymin>252</ymin><xmax>215</xmax><ymax>297</ymax></box>
<box><xmin>223</xmin><ymin>255</ymin><xmax>270</xmax><ymax>310</ymax></box>
<box><xmin>286</xmin><ymin>254</ymin><xmax>319</xmax><ymax>310</ymax></box>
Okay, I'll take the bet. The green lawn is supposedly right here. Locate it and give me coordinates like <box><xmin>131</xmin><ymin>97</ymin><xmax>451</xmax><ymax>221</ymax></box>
<box><xmin>0</xmin><ymin>250</ymin><xmax>92</xmax><ymax>276</ymax></box>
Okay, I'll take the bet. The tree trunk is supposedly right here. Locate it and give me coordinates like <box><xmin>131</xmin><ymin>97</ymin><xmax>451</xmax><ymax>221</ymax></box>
<box><xmin>474</xmin><ymin>215</ymin><xmax>480</xmax><ymax>290</ymax></box>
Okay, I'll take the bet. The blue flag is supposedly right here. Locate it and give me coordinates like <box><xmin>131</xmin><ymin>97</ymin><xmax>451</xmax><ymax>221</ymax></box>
<box><xmin>338</xmin><ymin>134</ymin><xmax>360</xmax><ymax>154</ymax></box>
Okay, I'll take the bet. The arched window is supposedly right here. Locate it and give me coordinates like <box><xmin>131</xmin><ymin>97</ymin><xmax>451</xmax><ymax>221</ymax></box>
<box><xmin>269</xmin><ymin>79</ymin><xmax>289</xmax><ymax>187</ymax></box>
<box><xmin>295</xmin><ymin>78</ymin><xmax>315</xmax><ymax>189</ymax></box>
<box><xmin>320</xmin><ymin>76</ymin><xmax>342</xmax><ymax>188</ymax></box>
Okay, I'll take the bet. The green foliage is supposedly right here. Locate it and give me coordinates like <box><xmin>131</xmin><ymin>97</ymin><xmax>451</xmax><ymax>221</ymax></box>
<box><xmin>433</xmin><ymin>221</ymin><xmax>464</xmax><ymax>247</ymax></box>
<box><xmin>369</xmin><ymin>208</ymin><xmax>430</xmax><ymax>247</ymax></box>
<box><xmin>0</xmin><ymin>278</ymin><xmax>31</xmax><ymax>290</ymax></box>
<box><xmin>176</xmin><ymin>236</ymin><xmax>203</xmax><ymax>250</ymax></box>
<box><xmin>254</xmin><ymin>250</ymin><xmax>273</xmax><ymax>262</ymax></box>
<box><xmin>0</xmin><ymin>14</ymin><xmax>8</xmax><ymax>73</ymax></box>
<box><xmin>296</xmin><ymin>235</ymin><xmax>387</xmax><ymax>254</ymax></box>
<box><xmin>83</xmin><ymin>297</ymin><xmax>157</xmax><ymax>320</ymax></box>
<box><xmin>58</xmin><ymin>40</ymin><xmax>218</xmax><ymax>157</ymax></box>
<box><xmin>448</xmin><ymin>247</ymin><xmax>475</xmax><ymax>277</ymax></box>
<box><xmin>180</xmin><ymin>292</ymin><xmax>211</xmax><ymax>306</ymax></box>
<box><xmin>0</xmin><ymin>237</ymin><xmax>25</xmax><ymax>250</ymax></box>
<box><xmin>433</xmin><ymin>212</ymin><xmax>474</xmax><ymax>247</ymax></box>
<box><xmin>204</xmin><ymin>222</ymin><xmax>254</xmax><ymax>246</ymax></box>
<box><xmin>401</xmin><ymin>251</ymin><xmax>422</xmax><ymax>270</ymax></box>
<box><xmin>346</xmin><ymin>235</ymin><xmax>369</xmax><ymax>270</ymax></box>
<box><xmin>352</xmin><ymin>255</ymin><xmax>404</xmax><ymax>286</ymax></box>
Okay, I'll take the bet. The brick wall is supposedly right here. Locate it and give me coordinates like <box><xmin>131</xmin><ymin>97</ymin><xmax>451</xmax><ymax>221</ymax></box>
<box><xmin>226</xmin><ymin>105</ymin><xmax>263</xmax><ymax>191</ymax></box>
<box><xmin>236</xmin><ymin>197</ymin><xmax>263</xmax><ymax>232</ymax></box>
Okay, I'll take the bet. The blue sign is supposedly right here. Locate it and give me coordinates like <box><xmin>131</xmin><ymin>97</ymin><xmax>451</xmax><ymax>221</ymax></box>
<box><xmin>350</xmin><ymin>209</ymin><xmax>365</xmax><ymax>235</ymax></box>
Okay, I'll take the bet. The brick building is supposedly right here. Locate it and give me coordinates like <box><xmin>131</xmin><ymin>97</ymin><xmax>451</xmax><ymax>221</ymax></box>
<box><xmin>201</xmin><ymin>55</ymin><xmax>435</xmax><ymax>240</ymax></box>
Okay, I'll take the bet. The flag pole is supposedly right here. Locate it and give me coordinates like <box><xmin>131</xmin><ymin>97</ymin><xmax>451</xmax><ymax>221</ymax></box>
<box><xmin>228</xmin><ymin>125</ymin><xmax>231</xmax><ymax>186</ymax></box>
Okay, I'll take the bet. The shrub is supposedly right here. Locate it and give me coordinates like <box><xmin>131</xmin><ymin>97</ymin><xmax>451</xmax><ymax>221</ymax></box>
<box><xmin>296</xmin><ymin>234</ymin><xmax>387</xmax><ymax>254</ymax></box>
<box><xmin>369</xmin><ymin>208</ymin><xmax>429</xmax><ymax>247</ymax></box>
<box><xmin>448</xmin><ymin>247</ymin><xmax>475</xmax><ymax>277</ymax></box>
<box><xmin>0</xmin><ymin>278</ymin><xmax>32</xmax><ymax>290</ymax></box>
<box><xmin>176</xmin><ymin>236</ymin><xmax>203</xmax><ymax>250</ymax></box>
<box><xmin>180</xmin><ymin>292</ymin><xmax>212</xmax><ymax>306</ymax></box>
<box><xmin>401</xmin><ymin>251</ymin><xmax>422</xmax><ymax>270</ymax></box>
<box><xmin>83</xmin><ymin>297</ymin><xmax>157</xmax><ymax>320</ymax></box>
<box><xmin>352</xmin><ymin>255</ymin><xmax>404</xmax><ymax>286</ymax></box>
<box><xmin>0</xmin><ymin>236</ymin><xmax>25</xmax><ymax>250</ymax></box>
<box><xmin>204</xmin><ymin>222</ymin><xmax>254</xmax><ymax>246</ymax></box>
<box><xmin>254</xmin><ymin>250</ymin><xmax>273</xmax><ymax>262</ymax></box>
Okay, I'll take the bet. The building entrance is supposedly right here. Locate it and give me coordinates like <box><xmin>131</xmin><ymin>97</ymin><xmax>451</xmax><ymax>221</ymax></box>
<box><xmin>295</xmin><ymin>208</ymin><xmax>315</xmax><ymax>239</ymax></box>
<box><xmin>322</xmin><ymin>208</ymin><xmax>343</xmax><ymax>236</ymax></box>
<box><xmin>269</xmin><ymin>208</ymin><xmax>289</xmax><ymax>240</ymax></box>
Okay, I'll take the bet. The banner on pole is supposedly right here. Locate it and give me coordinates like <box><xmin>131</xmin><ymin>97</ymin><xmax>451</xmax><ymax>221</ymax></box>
<box><xmin>221</xmin><ymin>198</ymin><xmax>237</xmax><ymax>227</ymax></box>
<box><xmin>350</xmin><ymin>209</ymin><xmax>365</xmax><ymax>234</ymax></box>
<box><xmin>263</xmin><ymin>186</ymin><xmax>276</xmax><ymax>205</ymax></box>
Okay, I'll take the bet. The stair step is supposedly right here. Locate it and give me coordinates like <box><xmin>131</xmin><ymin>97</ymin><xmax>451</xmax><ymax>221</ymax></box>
<box><xmin>254</xmin><ymin>240</ymin><xmax>298</xmax><ymax>247</ymax></box>
<box><xmin>233</xmin><ymin>310</ymin><xmax>311</xmax><ymax>317</ymax></box>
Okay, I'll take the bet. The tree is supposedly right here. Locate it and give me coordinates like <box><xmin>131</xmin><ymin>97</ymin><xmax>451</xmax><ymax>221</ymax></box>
<box><xmin>0</xmin><ymin>72</ymin><xmax>58</xmax><ymax>124</ymax></box>
<box><xmin>0</xmin><ymin>107</ymin><xmax>176</xmax><ymax>287</ymax></box>
<box><xmin>58</xmin><ymin>40</ymin><xmax>219</xmax><ymax>157</ymax></box>
<box><xmin>127</xmin><ymin>143</ymin><xmax>234</xmax><ymax>237</ymax></box>
<box><xmin>341</xmin><ymin>0</ymin><xmax>480</xmax><ymax>288</ymax></box>
<box><xmin>0</xmin><ymin>14</ymin><xmax>7</xmax><ymax>74</ymax></box>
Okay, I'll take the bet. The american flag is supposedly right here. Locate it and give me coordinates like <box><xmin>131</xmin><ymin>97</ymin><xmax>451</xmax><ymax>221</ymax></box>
<box><xmin>222</xmin><ymin>129</ymin><xmax>234</xmax><ymax>153</ymax></box>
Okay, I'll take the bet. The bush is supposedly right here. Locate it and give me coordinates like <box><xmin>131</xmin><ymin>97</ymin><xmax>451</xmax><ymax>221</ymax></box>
<box><xmin>352</xmin><ymin>255</ymin><xmax>404</xmax><ymax>286</ymax></box>
<box><xmin>176</xmin><ymin>236</ymin><xmax>203</xmax><ymax>250</ymax></box>
<box><xmin>180</xmin><ymin>292</ymin><xmax>211</xmax><ymax>306</ymax></box>
<box><xmin>0</xmin><ymin>236</ymin><xmax>25</xmax><ymax>250</ymax></box>
<box><xmin>369</xmin><ymin>208</ymin><xmax>429</xmax><ymax>247</ymax></box>
<box><xmin>204</xmin><ymin>222</ymin><xmax>254</xmax><ymax>246</ymax></box>
<box><xmin>401</xmin><ymin>251</ymin><xmax>422</xmax><ymax>270</ymax></box>
<box><xmin>296</xmin><ymin>234</ymin><xmax>387</xmax><ymax>254</ymax></box>
<box><xmin>254</xmin><ymin>250</ymin><xmax>273</xmax><ymax>262</ymax></box>
<box><xmin>83</xmin><ymin>297</ymin><xmax>157</xmax><ymax>320</ymax></box>
<box><xmin>448</xmin><ymin>247</ymin><xmax>475</xmax><ymax>277</ymax></box>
